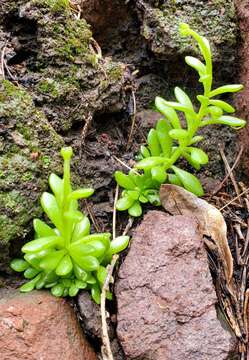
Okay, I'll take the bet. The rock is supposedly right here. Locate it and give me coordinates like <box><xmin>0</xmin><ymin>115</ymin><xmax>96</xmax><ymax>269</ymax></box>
<box><xmin>77</xmin><ymin>292</ymin><xmax>125</xmax><ymax>360</ymax></box>
<box><xmin>115</xmin><ymin>211</ymin><xmax>237</xmax><ymax>360</ymax></box>
<box><xmin>0</xmin><ymin>80</ymin><xmax>63</xmax><ymax>270</ymax></box>
<box><xmin>0</xmin><ymin>288</ymin><xmax>97</xmax><ymax>360</ymax></box>
<box><xmin>234</xmin><ymin>1</ymin><xmax>249</xmax><ymax>176</ymax></box>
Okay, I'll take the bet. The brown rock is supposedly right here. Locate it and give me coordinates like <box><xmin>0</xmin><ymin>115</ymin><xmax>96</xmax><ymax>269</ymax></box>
<box><xmin>115</xmin><ymin>211</ymin><xmax>237</xmax><ymax>360</ymax></box>
<box><xmin>0</xmin><ymin>289</ymin><xmax>97</xmax><ymax>360</ymax></box>
<box><xmin>234</xmin><ymin>1</ymin><xmax>249</xmax><ymax>176</ymax></box>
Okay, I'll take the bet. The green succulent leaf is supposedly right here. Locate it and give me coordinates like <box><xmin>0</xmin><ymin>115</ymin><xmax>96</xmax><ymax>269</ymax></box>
<box><xmin>147</xmin><ymin>129</ymin><xmax>161</xmax><ymax>156</ymax></box>
<box><xmin>215</xmin><ymin>116</ymin><xmax>246</xmax><ymax>128</ymax></box>
<box><xmin>72</xmin><ymin>254</ymin><xmax>99</xmax><ymax>272</ymax></box>
<box><xmin>190</xmin><ymin>148</ymin><xmax>208</xmax><ymax>165</ymax></box>
<box><xmin>151</xmin><ymin>166</ymin><xmax>167</xmax><ymax>183</ymax></box>
<box><xmin>128</xmin><ymin>201</ymin><xmax>142</xmax><ymax>217</ymax></box>
<box><xmin>115</xmin><ymin>171</ymin><xmax>135</xmax><ymax>190</ymax></box>
<box><xmin>156</xmin><ymin>119</ymin><xmax>172</xmax><ymax>157</ymax></box>
<box><xmin>22</xmin><ymin>236</ymin><xmax>61</xmax><ymax>254</ymax></box>
<box><xmin>140</xmin><ymin>145</ymin><xmax>151</xmax><ymax>158</ymax></box>
<box><xmin>20</xmin><ymin>274</ymin><xmax>42</xmax><ymax>293</ymax></box>
<box><xmin>169</xmin><ymin>129</ymin><xmax>189</xmax><ymax>140</ymax></box>
<box><xmin>56</xmin><ymin>255</ymin><xmax>73</xmax><ymax>276</ymax></box>
<box><xmin>155</xmin><ymin>97</ymin><xmax>181</xmax><ymax>129</ymax></box>
<box><xmin>10</xmin><ymin>259</ymin><xmax>29</xmax><ymax>272</ymax></box>
<box><xmin>168</xmin><ymin>174</ymin><xmax>182</xmax><ymax>186</ymax></box>
<box><xmin>68</xmin><ymin>188</ymin><xmax>94</xmax><ymax>200</ymax></box>
<box><xmin>208</xmin><ymin>100</ymin><xmax>235</xmax><ymax>113</ymax></box>
<box><xmin>136</xmin><ymin>156</ymin><xmax>166</xmax><ymax>170</ymax></box>
<box><xmin>116</xmin><ymin>196</ymin><xmax>134</xmax><ymax>211</ymax></box>
<box><xmin>72</xmin><ymin>216</ymin><xmax>91</xmax><ymax>241</ymax></box>
<box><xmin>174</xmin><ymin>87</ymin><xmax>194</xmax><ymax>111</ymax></box>
<box><xmin>39</xmin><ymin>250</ymin><xmax>66</xmax><ymax>271</ymax></box>
<box><xmin>51</xmin><ymin>284</ymin><xmax>64</xmax><ymax>297</ymax></box>
<box><xmin>171</xmin><ymin>166</ymin><xmax>204</xmax><ymax>196</ymax></box>
<box><xmin>24</xmin><ymin>267</ymin><xmax>40</xmax><ymax>279</ymax></box>
<box><xmin>91</xmin><ymin>284</ymin><xmax>101</xmax><ymax>304</ymax></box>
<box><xmin>110</xmin><ymin>236</ymin><xmax>130</xmax><ymax>254</ymax></box>
<box><xmin>185</xmin><ymin>56</ymin><xmax>206</xmax><ymax>75</ymax></box>
<box><xmin>49</xmin><ymin>173</ymin><xmax>63</xmax><ymax>205</ymax></box>
<box><xmin>41</xmin><ymin>193</ymin><xmax>63</xmax><ymax>232</ymax></box>
<box><xmin>33</xmin><ymin>219</ymin><xmax>56</xmax><ymax>238</ymax></box>
<box><xmin>209</xmin><ymin>84</ymin><xmax>243</xmax><ymax>97</ymax></box>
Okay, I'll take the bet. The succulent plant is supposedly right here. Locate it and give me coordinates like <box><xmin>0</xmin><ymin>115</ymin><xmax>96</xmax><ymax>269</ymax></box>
<box><xmin>11</xmin><ymin>147</ymin><xmax>129</xmax><ymax>303</ymax></box>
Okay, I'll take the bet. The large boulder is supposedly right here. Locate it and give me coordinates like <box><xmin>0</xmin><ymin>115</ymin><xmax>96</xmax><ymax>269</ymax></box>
<box><xmin>0</xmin><ymin>288</ymin><xmax>97</xmax><ymax>360</ymax></box>
<box><xmin>115</xmin><ymin>211</ymin><xmax>237</xmax><ymax>359</ymax></box>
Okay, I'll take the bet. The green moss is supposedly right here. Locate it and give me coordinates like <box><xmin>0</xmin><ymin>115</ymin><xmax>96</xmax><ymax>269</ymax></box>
<box><xmin>44</xmin><ymin>0</ymin><xmax>70</xmax><ymax>12</ymax></box>
<box><xmin>106</xmin><ymin>63</ymin><xmax>124</xmax><ymax>81</ymax></box>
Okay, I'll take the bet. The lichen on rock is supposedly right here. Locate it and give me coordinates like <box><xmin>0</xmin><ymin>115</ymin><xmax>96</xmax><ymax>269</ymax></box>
<box><xmin>0</xmin><ymin>80</ymin><xmax>63</xmax><ymax>270</ymax></box>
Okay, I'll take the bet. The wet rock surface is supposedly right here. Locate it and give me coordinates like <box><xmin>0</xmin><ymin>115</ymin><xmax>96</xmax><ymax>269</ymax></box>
<box><xmin>0</xmin><ymin>288</ymin><xmax>97</xmax><ymax>360</ymax></box>
<box><xmin>115</xmin><ymin>211</ymin><xmax>237</xmax><ymax>360</ymax></box>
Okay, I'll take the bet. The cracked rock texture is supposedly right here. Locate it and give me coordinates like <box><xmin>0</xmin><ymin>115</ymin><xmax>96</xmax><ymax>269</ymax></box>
<box><xmin>115</xmin><ymin>211</ymin><xmax>237</xmax><ymax>360</ymax></box>
<box><xmin>0</xmin><ymin>288</ymin><xmax>97</xmax><ymax>360</ymax></box>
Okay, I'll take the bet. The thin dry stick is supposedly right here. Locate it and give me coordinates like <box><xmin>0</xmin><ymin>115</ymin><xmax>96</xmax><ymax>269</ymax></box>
<box><xmin>212</xmin><ymin>146</ymin><xmax>243</xmax><ymax>196</ymax></box>
<box><xmin>126</xmin><ymin>90</ymin><xmax>137</xmax><ymax>150</ymax></box>
<box><xmin>112</xmin><ymin>185</ymin><xmax>119</xmax><ymax>241</ymax></box>
<box><xmin>84</xmin><ymin>200</ymin><xmax>101</xmax><ymax>232</ymax></box>
<box><xmin>79</xmin><ymin>112</ymin><xmax>92</xmax><ymax>158</ymax></box>
<box><xmin>219</xmin><ymin>188</ymin><xmax>249</xmax><ymax>211</ymax></box>
<box><xmin>112</xmin><ymin>155</ymin><xmax>140</xmax><ymax>175</ymax></box>
<box><xmin>0</xmin><ymin>43</ymin><xmax>7</xmax><ymax>79</ymax></box>
<box><xmin>100</xmin><ymin>217</ymin><xmax>134</xmax><ymax>360</ymax></box>
<box><xmin>219</xmin><ymin>146</ymin><xmax>241</xmax><ymax>199</ymax></box>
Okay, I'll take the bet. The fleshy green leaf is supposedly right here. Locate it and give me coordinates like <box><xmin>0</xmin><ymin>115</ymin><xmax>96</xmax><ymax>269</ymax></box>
<box><xmin>22</xmin><ymin>236</ymin><xmax>61</xmax><ymax>253</ymax></box>
<box><xmin>110</xmin><ymin>236</ymin><xmax>129</xmax><ymax>254</ymax></box>
<box><xmin>97</xmin><ymin>266</ymin><xmax>108</xmax><ymax>285</ymax></box>
<box><xmin>174</xmin><ymin>87</ymin><xmax>194</xmax><ymax>111</ymax></box>
<box><xmin>68</xmin><ymin>188</ymin><xmax>94</xmax><ymax>200</ymax></box>
<box><xmin>155</xmin><ymin>97</ymin><xmax>181</xmax><ymax>129</ymax></box>
<box><xmin>116</xmin><ymin>196</ymin><xmax>134</xmax><ymax>211</ymax></box>
<box><xmin>215</xmin><ymin>116</ymin><xmax>246</xmax><ymax>128</ymax></box>
<box><xmin>147</xmin><ymin>129</ymin><xmax>161</xmax><ymax>156</ymax></box>
<box><xmin>69</xmin><ymin>284</ymin><xmax>79</xmax><ymax>297</ymax></box>
<box><xmin>171</xmin><ymin>166</ymin><xmax>204</xmax><ymax>196</ymax></box>
<box><xmin>91</xmin><ymin>284</ymin><xmax>101</xmax><ymax>304</ymax></box>
<box><xmin>140</xmin><ymin>145</ymin><xmax>150</xmax><ymax>158</ymax></box>
<box><xmin>51</xmin><ymin>284</ymin><xmax>64</xmax><ymax>297</ymax></box>
<box><xmin>128</xmin><ymin>201</ymin><xmax>142</xmax><ymax>217</ymax></box>
<box><xmin>168</xmin><ymin>174</ymin><xmax>182</xmax><ymax>186</ymax></box>
<box><xmin>56</xmin><ymin>255</ymin><xmax>73</xmax><ymax>276</ymax></box>
<box><xmin>136</xmin><ymin>156</ymin><xmax>166</xmax><ymax>170</ymax></box>
<box><xmin>33</xmin><ymin>219</ymin><xmax>56</xmax><ymax>238</ymax></box>
<box><xmin>189</xmin><ymin>136</ymin><xmax>204</xmax><ymax>145</ymax></box>
<box><xmin>72</xmin><ymin>216</ymin><xmax>91</xmax><ymax>241</ymax></box>
<box><xmin>20</xmin><ymin>274</ymin><xmax>41</xmax><ymax>292</ymax></box>
<box><xmin>40</xmin><ymin>193</ymin><xmax>63</xmax><ymax>232</ymax></box>
<box><xmin>49</xmin><ymin>173</ymin><xmax>63</xmax><ymax>205</ymax></box>
<box><xmin>185</xmin><ymin>56</ymin><xmax>206</xmax><ymax>75</ymax></box>
<box><xmin>208</xmin><ymin>100</ymin><xmax>235</xmax><ymax>113</ymax></box>
<box><xmin>190</xmin><ymin>148</ymin><xmax>208</xmax><ymax>165</ymax></box>
<box><xmin>71</xmin><ymin>254</ymin><xmax>99</xmax><ymax>271</ymax></box>
<box><xmin>39</xmin><ymin>250</ymin><xmax>66</xmax><ymax>271</ymax></box>
<box><xmin>151</xmin><ymin>166</ymin><xmax>167</xmax><ymax>183</ymax></box>
<box><xmin>169</xmin><ymin>129</ymin><xmax>189</xmax><ymax>140</ymax></box>
<box><xmin>10</xmin><ymin>259</ymin><xmax>29</xmax><ymax>272</ymax></box>
<box><xmin>156</xmin><ymin>119</ymin><xmax>172</xmax><ymax>157</ymax></box>
<box><xmin>24</xmin><ymin>267</ymin><xmax>40</xmax><ymax>279</ymax></box>
<box><xmin>115</xmin><ymin>171</ymin><xmax>135</xmax><ymax>190</ymax></box>
<box><xmin>209</xmin><ymin>84</ymin><xmax>243</xmax><ymax>97</ymax></box>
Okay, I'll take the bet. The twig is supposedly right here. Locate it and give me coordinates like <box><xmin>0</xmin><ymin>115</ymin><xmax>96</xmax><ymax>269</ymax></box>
<box><xmin>84</xmin><ymin>200</ymin><xmax>101</xmax><ymax>232</ymax></box>
<box><xmin>79</xmin><ymin>112</ymin><xmax>92</xmax><ymax>158</ymax></box>
<box><xmin>112</xmin><ymin>185</ymin><xmax>119</xmax><ymax>241</ymax></box>
<box><xmin>126</xmin><ymin>90</ymin><xmax>137</xmax><ymax>150</ymax></box>
<box><xmin>112</xmin><ymin>155</ymin><xmax>140</xmax><ymax>175</ymax></box>
<box><xmin>0</xmin><ymin>43</ymin><xmax>7</xmax><ymax>80</ymax></box>
<box><xmin>219</xmin><ymin>188</ymin><xmax>249</xmax><ymax>211</ymax></box>
<box><xmin>212</xmin><ymin>146</ymin><xmax>243</xmax><ymax>196</ymax></box>
<box><xmin>100</xmin><ymin>217</ymin><xmax>133</xmax><ymax>360</ymax></box>
<box><xmin>219</xmin><ymin>146</ymin><xmax>240</xmax><ymax>199</ymax></box>
<box><xmin>101</xmin><ymin>254</ymin><xmax>118</xmax><ymax>360</ymax></box>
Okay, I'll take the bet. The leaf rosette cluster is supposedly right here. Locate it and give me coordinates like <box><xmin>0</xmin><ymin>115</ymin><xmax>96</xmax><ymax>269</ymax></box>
<box><xmin>115</xmin><ymin>23</ymin><xmax>246</xmax><ymax>217</ymax></box>
<box><xmin>11</xmin><ymin>147</ymin><xmax>129</xmax><ymax>303</ymax></box>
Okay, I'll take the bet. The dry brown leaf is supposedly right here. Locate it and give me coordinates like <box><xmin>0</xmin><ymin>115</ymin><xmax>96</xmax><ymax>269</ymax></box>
<box><xmin>160</xmin><ymin>184</ymin><xmax>233</xmax><ymax>282</ymax></box>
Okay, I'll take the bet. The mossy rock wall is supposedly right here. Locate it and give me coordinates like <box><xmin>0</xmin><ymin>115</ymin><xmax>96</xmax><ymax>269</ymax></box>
<box><xmin>0</xmin><ymin>0</ymin><xmax>130</xmax><ymax>270</ymax></box>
